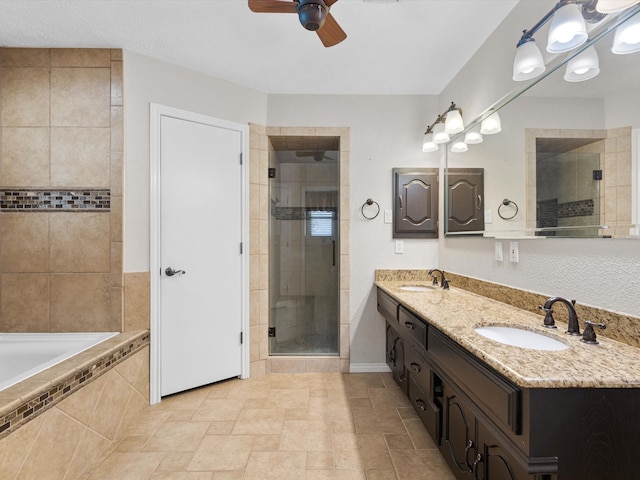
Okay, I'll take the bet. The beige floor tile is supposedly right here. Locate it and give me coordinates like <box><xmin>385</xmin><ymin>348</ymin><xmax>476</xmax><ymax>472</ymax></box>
<box><xmin>191</xmin><ymin>398</ymin><xmax>246</xmax><ymax>422</ymax></box>
<box><xmin>150</xmin><ymin>472</ymin><xmax>213</xmax><ymax>480</ymax></box>
<box><xmin>207</xmin><ymin>421</ymin><xmax>236</xmax><ymax>435</ymax></box>
<box><xmin>142</xmin><ymin>421</ymin><xmax>210</xmax><ymax>452</ymax></box>
<box><xmin>352</xmin><ymin>407</ymin><xmax>406</xmax><ymax>434</ymax></box>
<box><xmin>232</xmin><ymin>407</ymin><xmax>285</xmax><ymax>435</ymax></box>
<box><xmin>368</xmin><ymin>387</ymin><xmax>413</xmax><ymax>408</ymax></box>
<box><xmin>212</xmin><ymin>472</ymin><xmax>245</xmax><ymax>480</ymax></box>
<box><xmin>262</xmin><ymin>386</ymin><xmax>310</xmax><ymax>409</ymax></box>
<box><xmin>116</xmin><ymin>434</ymin><xmax>151</xmax><ymax>452</ymax></box>
<box><xmin>307</xmin><ymin>450</ymin><xmax>336</xmax><ymax>470</ymax></box>
<box><xmin>188</xmin><ymin>435</ymin><xmax>255</xmax><ymax>471</ymax></box>
<box><xmin>366</xmin><ymin>470</ymin><xmax>399</xmax><ymax>480</ymax></box>
<box><xmin>403</xmin><ymin>419</ymin><xmax>437</xmax><ymax>450</ymax></box>
<box><xmin>279</xmin><ymin>419</ymin><xmax>332</xmax><ymax>451</ymax></box>
<box><xmin>389</xmin><ymin>449</ymin><xmax>456</xmax><ymax>480</ymax></box>
<box><xmin>243</xmin><ymin>451</ymin><xmax>306</xmax><ymax>480</ymax></box>
<box><xmin>87</xmin><ymin>452</ymin><xmax>165</xmax><ymax>480</ymax></box>
<box><xmin>252</xmin><ymin>434</ymin><xmax>281</xmax><ymax>451</ymax></box>
<box><xmin>307</xmin><ymin>469</ymin><xmax>367</xmax><ymax>479</ymax></box>
<box><xmin>384</xmin><ymin>433</ymin><xmax>414</xmax><ymax>450</ymax></box>
<box><xmin>156</xmin><ymin>451</ymin><xmax>195</xmax><ymax>471</ymax></box>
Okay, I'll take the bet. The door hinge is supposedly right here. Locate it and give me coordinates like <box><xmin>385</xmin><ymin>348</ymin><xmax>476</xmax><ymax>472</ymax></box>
<box><xmin>240</xmin><ymin>242</ymin><xmax>243</xmax><ymax>254</ymax></box>
<box><xmin>268</xmin><ymin>167</ymin><xmax>276</xmax><ymax>179</ymax></box>
<box><xmin>240</xmin><ymin>152</ymin><xmax>243</xmax><ymax>165</ymax></box>
<box><xmin>240</xmin><ymin>331</ymin><xmax>243</xmax><ymax>344</ymax></box>
<box><xmin>268</xmin><ymin>327</ymin><xmax>276</xmax><ymax>337</ymax></box>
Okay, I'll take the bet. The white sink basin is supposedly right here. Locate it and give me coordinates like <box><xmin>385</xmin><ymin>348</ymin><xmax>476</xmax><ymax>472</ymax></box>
<box><xmin>474</xmin><ymin>326</ymin><xmax>569</xmax><ymax>351</ymax></box>
<box><xmin>398</xmin><ymin>285</ymin><xmax>435</xmax><ymax>292</ymax></box>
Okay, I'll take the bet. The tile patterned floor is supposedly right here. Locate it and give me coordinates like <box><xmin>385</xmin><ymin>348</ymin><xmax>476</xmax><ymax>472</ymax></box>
<box><xmin>82</xmin><ymin>373</ymin><xmax>455</xmax><ymax>480</ymax></box>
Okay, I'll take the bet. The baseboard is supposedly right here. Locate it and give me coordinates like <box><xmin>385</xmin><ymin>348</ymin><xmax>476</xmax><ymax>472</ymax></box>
<box><xmin>349</xmin><ymin>363</ymin><xmax>392</xmax><ymax>373</ymax></box>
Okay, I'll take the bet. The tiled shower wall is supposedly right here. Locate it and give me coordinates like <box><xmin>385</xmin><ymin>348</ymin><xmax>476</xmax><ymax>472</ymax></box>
<box><xmin>0</xmin><ymin>48</ymin><xmax>124</xmax><ymax>332</ymax></box>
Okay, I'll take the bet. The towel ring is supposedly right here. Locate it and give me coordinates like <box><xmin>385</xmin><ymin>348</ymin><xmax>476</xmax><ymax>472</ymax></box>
<box><xmin>498</xmin><ymin>199</ymin><xmax>518</xmax><ymax>220</ymax></box>
<box><xmin>361</xmin><ymin>198</ymin><xmax>380</xmax><ymax>220</ymax></box>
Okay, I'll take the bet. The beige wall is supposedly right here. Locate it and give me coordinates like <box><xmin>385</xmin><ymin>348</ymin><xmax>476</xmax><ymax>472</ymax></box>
<box><xmin>0</xmin><ymin>48</ymin><xmax>124</xmax><ymax>332</ymax></box>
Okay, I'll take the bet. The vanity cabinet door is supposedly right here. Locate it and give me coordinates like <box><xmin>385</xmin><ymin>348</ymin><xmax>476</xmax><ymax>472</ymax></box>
<box><xmin>393</xmin><ymin>168</ymin><xmax>439</xmax><ymax>238</ymax></box>
<box><xmin>474</xmin><ymin>423</ymin><xmax>540</xmax><ymax>480</ymax></box>
<box><xmin>447</xmin><ymin>168</ymin><xmax>484</xmax><ymax>233</ymax></box>
<box><xmin>442</xmin><ymin>383</ymin><xmax>477</xmax><ymax>479</ymax></box>
<box><xmin>377</xmin><ymin>288</ymin><xmax>399</xmax><ymax>323</ymax></box>
<box><xmin>385</xmin><ymin>323</ymin><xmax>408</xmax><ymax>395</ymax></box>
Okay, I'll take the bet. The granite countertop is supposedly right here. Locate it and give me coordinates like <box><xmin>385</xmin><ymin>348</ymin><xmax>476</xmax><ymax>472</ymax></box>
<box><xmin>376</xmin><ymin>280</ymin><xmax>640</xmax><ymax>389</ymax></box>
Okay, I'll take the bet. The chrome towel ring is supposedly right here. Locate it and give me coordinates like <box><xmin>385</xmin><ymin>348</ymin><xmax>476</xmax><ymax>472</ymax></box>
<box><xmin>361</xmin><ymin>198</ymin><xmax>380</xmax><ymax>220</ymax></box>
<box><xmin>498</xmin><ymin>199</ymin><xmax>518</xmax><ymax>220</ymax></box>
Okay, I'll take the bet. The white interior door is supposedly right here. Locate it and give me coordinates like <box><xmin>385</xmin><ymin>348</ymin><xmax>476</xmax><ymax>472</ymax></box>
<box><xmin>159</xmin><ymin>113</ymin><xmax>244</xmax><ymax>397</ymax></box>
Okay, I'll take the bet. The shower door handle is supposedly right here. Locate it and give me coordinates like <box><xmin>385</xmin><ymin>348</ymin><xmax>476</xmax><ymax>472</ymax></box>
<box><xmin>332</xmin><ymin>240</ymin><xmax>336</xmax><ymax>266</ymax></box>
<box><xmin>165</xmin><ymin>267</ymin><xmax>186</xmax><ymax>277</ymax></box>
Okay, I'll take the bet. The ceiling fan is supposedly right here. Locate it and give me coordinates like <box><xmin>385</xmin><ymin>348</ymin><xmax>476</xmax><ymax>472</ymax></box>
<box><xmin>248</xmin><ymin>0</ymin><xmax>347</xmax><ymax>47</ymax></box>
<box><xmin>296</xmin><ymin>151</ymin><xmax>335</xmax><ymax>162</ymax></box>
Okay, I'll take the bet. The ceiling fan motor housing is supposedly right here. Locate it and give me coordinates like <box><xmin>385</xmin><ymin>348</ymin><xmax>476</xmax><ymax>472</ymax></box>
<box><xmin>297</xmin><ymin>0</ymin><xmax>327</xmax><ymax>31</ymax></box>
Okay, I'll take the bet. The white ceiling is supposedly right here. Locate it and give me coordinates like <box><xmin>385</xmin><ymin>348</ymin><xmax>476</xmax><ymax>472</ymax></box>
<box><xmin>0</xmin><ymin>0</ymin><xmax>518</xmax><ymax>95</ymax></box>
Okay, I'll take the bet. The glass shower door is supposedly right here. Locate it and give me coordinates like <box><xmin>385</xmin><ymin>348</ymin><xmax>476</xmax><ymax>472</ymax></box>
<box><xmin>269</xmin><ymin>149</ymin><xmax>339</xmax><ymax>355</ymax></box>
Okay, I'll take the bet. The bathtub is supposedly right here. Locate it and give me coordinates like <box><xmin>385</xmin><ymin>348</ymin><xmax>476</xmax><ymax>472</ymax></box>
<box><xmin>0</xmin><ymin>332</ymin><xmax>119</xmax><ymax>392</ymax></box>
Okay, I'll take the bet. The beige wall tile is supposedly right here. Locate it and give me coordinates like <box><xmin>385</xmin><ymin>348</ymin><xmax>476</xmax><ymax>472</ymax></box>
<box><xmin>50</xmin><ymin>67</ymin><xmax>111</xmax><ymax>127</ymax></box>
<box><xmin>0</xmin><ymin>213</ymin><xmax>49</xmax><ymax>272</ymax></box>
<box><xmin>111</xmin><ymin>151</ymin><xmax>124</xmax><ymax>196</ymax></box>
<box><xmin>1</xmin><ymin>127</ymin><xmax>50</xmax><ymax>186</ymax></box>
<box><xmin>1</xmin><ymin>48</ymin><xmax>50</xmax><ymax>67</ymax></box>
<box><xmin>111</xmin><ymin>196</ymin><xmax>123</xmax><ymax>242</ymax></box>
<box><xmin>50</xmin><ymin>127</ymin><xmax>111</xmax><ymax>187</ymax></box>
<box><xmin>50</xmin><ymin>212</ymin><xmax>110</xmax><ymax>272</ymax></box>
<box><xmin>111</xmin><ymin>60</ymin><xmax>123</xmax><ymax>107</ymax></box>
<box><xmin>57</xmin><ymin>374</ymin><xmax>107</xmax><ymax>425</ymax></box>
<box><xmin>110</xmin><ymin>48</ymin><xmax>123</xmax><ymax>61</ymax></box>
<box><xmin>0</xmin><ymin>411</ymin><xmax>45</xmax><ymax>478</ymax></box>
<box><xmin>51</xmin><ymin>48</ymin><xmax>110</xmax><ymax>67</ymax></box>
<box><xmin>88</xmin><ymin>371</ymin><xmax>134</xmax><ymax>440</ymax></box>
<box><xmin>65</xmin><ymin>428</ymin><xmax>113</xmax><ymax>480</ymax></box>
<box><xmin>1</xmin><ymin>67</ymin><xmax>50</xmax><ymax>126</ymax></box>
<box><xmin>124</xmin><ymin>272</ymin><xmax>150</xmax><ymax>331</ymax></box>
<box><xmin>50</xmin><ymin>273</ymin><xmax>111</xmax><ymax>331</ymax></box>
<box><xmin>0</xmin><ymin>273</ymin><xmax>49</xmax><ymax>331</ymax></box>
<box><xmin>111</xmin><ymin>106</ymin><xmax>123</xmax><ymax>151</ymax></box>
<box><xmin>16</xmin><ymin>408</ymin><xmax>87</xmax><ymax>479</ymax></box>
<box><xmin>115</xmin><ymin>345</ymin><xmax>150</xmax><ymax>399</ymax></box>
<box><xmin>111</xmin><ymin>286</ymin><xmax>124</xmax><ymax>331</ymax></box>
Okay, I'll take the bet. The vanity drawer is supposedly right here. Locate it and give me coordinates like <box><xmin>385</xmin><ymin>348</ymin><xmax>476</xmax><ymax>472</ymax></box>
<box><xmin>428</xmin><ymin>327</ymin><xmax>521</xmax><ymax>434</ymax></box>
<box><xmin>399</xmin><ymin>306</ymin><xmax>428</xmax><ymax>348</ymax></box>
<box><xmin>409</xmin><ymin>376</ymin><xmax>441</xmax><ymax>444</ymax></box>
<box><xmin>406</xmin><ymin>345</ymin><xmax>431</xmax><ymax>394</ymax></box>
<box><xmin>377</xmin><ymin>288</ymin><xmax>399</xmax><ymax>322</ymax></box>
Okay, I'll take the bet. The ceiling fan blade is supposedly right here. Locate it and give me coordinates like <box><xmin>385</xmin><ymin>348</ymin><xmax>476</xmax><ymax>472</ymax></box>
<box><xmin>324</xmin><ymin>0</ymin><xmax>339</xmax><ymax>6</ymax></box>
<box><xmin>317</xmin><ymin>12</ymin><xmax>347</xmax><ymax>47</ymax></box>
<box><xmin>248</xmin><ymin>0</ymin><xmax>298</xmax><ymax>14</ymax></box>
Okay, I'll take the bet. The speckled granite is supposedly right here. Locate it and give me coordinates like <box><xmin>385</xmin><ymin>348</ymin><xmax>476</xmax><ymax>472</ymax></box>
<box><xmin>376</xmin><ymin>270</ymin><xmax>640</xmax><ymax>389</ymax></box>
<box><xmin>377</xmin><ymin>269</ymin><xmax>640</xmax><ymax>349</ymax></box>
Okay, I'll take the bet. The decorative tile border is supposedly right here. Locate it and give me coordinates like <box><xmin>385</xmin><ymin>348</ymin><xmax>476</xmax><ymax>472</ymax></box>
<box><xmin>0</xmin><ymin>331</ymin><xmax>149</xmax><ymax>439</ymax></box>
<box><xmin>0</xmin><ymin>189</ymin><xmax>110</xmax><ymax>211</ymax></box>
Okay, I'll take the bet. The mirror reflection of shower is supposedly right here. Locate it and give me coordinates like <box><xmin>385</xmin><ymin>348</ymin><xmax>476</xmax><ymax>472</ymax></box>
<box><xmin>268</xmin><ymin>136</ymin><xmax>340</xmax><ymax>356</ymax></box>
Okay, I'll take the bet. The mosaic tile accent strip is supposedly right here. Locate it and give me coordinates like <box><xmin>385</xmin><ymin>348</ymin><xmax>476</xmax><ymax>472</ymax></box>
<box><xmin>270</xmin><ymin>204</ymin><xmax>337</xmax><ymax>221</ymax></box>
<box><xmin>558</xmin><ymin>198</ymin><xmax>594</xmax><ymax>218</ymax></box>
<box><xmin>0</xmin><ymin>331</ymin><xmax>149</xmax><ymax>439</ymax></box>
<box><xmin>0</xmin><ymin>189</ymin><xmax>110</xmax><ymax>211</ymax></box>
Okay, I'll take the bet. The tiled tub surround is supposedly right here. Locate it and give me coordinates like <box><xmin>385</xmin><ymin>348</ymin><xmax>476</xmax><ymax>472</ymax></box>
<box><xmin>0</xmin><ymin>47</ymin><xmax>124</xmax><ymax>333</ymax></box>
<box><xmin>0</xmin><ymin>331</ymin><xmax>149</xmax><ymax>479</ymax></box>
<box><xmin>375</xmin><ymin>270</ymin><xmax>640</xmax><ymax>388</ymax></box>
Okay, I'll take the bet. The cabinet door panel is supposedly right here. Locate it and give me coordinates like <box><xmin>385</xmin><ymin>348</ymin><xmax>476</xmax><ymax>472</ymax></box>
<box><xmin>409</xmin><ymin>376</ymin><xmax>442</xmax><ymax>445</ymax></box>
<box><xmin>447</xmin><ymin>168</ymin><xmax>484</xmax><ymax>233</ymax></box>
<box><xmin>399</xmin><ymin>305</ymin><xmax>428</xmax><ymax>348</ymax></box>
<box><xmin>443</xmin><ymin>384</ymin><xmax>476</xmax><ymax>477</ymax></box>
<box><xmin>378</xmin><ymin>289</ymin><xmax>398</xmax><ymax>323</ymax></box>
<box><xmin>393</xmin><ymin>168</ymin><xmax>438</xmax><ymax>238</ymax></box>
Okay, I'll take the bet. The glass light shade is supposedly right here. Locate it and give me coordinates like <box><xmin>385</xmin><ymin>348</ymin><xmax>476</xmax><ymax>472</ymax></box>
<box><xmin>480</xmin><ymin>112</ymin><xmax>502</xmax><ymax>135</ymax></box>
<box><xmin>422</xmin><ymin>132</ymin><xmax>439</xmax><ymax>153</ymax></box>
<box><xmin>464</xmin><ymin>127</ymin><xmax>483</xmax><ymax>145</ymax></box>
<box><xmin>612</xmin><ymin>13</ymin><xmax>640</xmax><ymax>54</ymax></box>
<box><xmin>432</xmin><ymin>122</ymin><xmax>450</xmax><ymax>144</ymax></box>
<box><xmin>444</xmin><ymin>109</ymin><xmax>464</xmax><ymax>134</ymax></box>
<box><xmin>596</xmin><ymin>0</ymin><xmax>639</xmax><ymax>13</ymax></box>
<box><xmin>547</xmin><ymin>3</ymin><xmax>588</xmax><ymax>53</ymax></box>
<box><xmin>513</xmin><ymin>40</ymin><xmax>546</xmax><ymax>81</ymax></box>
<box><xmin>564</xmin><ymin>46</ymin><xmax>600</xmax><ymax>81</ymax></box>
<box><xmin>450</xmin><ymin>141</ymin><xmax>468</xmax><ymax>153</ymax></box>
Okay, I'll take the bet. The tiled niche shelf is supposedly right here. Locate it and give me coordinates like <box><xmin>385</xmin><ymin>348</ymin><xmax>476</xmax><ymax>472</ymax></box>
<box><xmin>0</xmin><ymin>188</ymin><xmax>110</xmax><ymax>211</ymax></box>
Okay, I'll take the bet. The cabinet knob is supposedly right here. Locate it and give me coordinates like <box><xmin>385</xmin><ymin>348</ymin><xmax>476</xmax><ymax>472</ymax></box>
<box><xmin>415</xmin><ymin>398</ymin><xmax>426</xmax><ymax>411</ymax></box>
<box><xmin>472</xmin><ymin>453</ymin><xmax>484</xmax><ymax>478</ymax></box>
<box><xmin>404</xmin><ymin>322</ymin><xmax>415</xmax><ymax>330</ymax></box>
<box><xmin>410</xmin><ymin>362</ymin><xmax>421</xmax><ymax>373</ymax></box>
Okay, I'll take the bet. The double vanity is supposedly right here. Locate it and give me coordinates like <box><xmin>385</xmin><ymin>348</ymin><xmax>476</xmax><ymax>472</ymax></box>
<box><xmin>376</xmin><ymin>271</ymin><xmax>640</xmax><ymax>480</ymax></box>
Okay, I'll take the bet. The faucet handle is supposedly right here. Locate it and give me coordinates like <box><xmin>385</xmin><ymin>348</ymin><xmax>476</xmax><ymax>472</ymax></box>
<box><xmin>581</xmin><ymin>320</ymin><xmax>606</xmax><ymax>345</ymax></box>
<box><xmin>538</xmin><ymin>305</ymin><xmax>557</xmax><ymax>329</ymax></box>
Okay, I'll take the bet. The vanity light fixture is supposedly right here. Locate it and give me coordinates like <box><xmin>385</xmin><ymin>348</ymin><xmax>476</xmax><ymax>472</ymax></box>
<box><xmin>421</xmin><ymin>102</ymin><xmax>464</xmax><ymax>150</ymax></box>
<box><xmin>564</xmin><ymin>45</ymin><xmax>600</xmax><ymax>80</ymax></box>
<box><xmin>596</xmin><ymin>0</ymin><xmax>639</xmax><ymax>13</ymax></box>
<box><xmin>512</xmin><ymin>0</ymin><xmax>640</xmax><ymax>82</ymax></box>
<box><xmin>480</xmin><ymin>111</ymin><xmax>502</xmax><ymax>135</ymax></box>
<box><xmin>547</xmin><ymin>2</ymin><xmax>589</xmax><ymax>53</ymax></box>
<box><xmin>450</xmin><ymin>140</ymin><xmax>469</xmax><ymax>153</ymax></box>
<box><xmin>611</xmin><ymin>10</ymin><xmax>640</xmax><ymax>53</ymax></box>
<box><xmin>464</xmin><ymin>125</ymin><xmax>484</xmax><ymax>144</ymax></box>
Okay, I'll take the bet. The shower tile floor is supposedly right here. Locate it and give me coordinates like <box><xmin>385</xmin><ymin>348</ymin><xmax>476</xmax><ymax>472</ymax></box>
<box><xmin>270</xmin><ymin>333</ymin><xmax>339</xmax><ymax>355</ymax></box>
<box><xmin>81</xmin><ymin>373</ymin><xmax>454</xmax><ymax>480</ymax></box>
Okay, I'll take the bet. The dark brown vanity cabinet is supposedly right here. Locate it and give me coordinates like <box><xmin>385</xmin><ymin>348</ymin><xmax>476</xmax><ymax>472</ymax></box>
<box><xmin>392</xmin><ymin>168</ymin><xmax>438</xmax><ymax>238</ymax></box>
<box><xmin>385</xmin><ymin>323</ymin><xmax>408</xmax><ymax>395</ymax></box>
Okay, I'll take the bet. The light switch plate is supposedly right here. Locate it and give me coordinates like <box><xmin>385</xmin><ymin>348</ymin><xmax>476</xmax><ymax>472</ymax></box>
<box><xmin>384</xmin><ymin>209</ymin><xmax>392</xmax><ymax>224</ymax></box>
<box><xmin>395</xmin><ymin>240</ymin><xmax>404</xmax><ymax>254</ymax></box>
<box><xmin>495</xmin><ymin>241</ymin><xmax>503</xmax><ymax>261</ymax></box>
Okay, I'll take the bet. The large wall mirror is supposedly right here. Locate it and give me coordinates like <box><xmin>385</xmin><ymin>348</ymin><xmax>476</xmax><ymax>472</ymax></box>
<box><xmin>445</xmin><ymin>2</ymin><xmax>640</xmax><ymax>239</ymax></box>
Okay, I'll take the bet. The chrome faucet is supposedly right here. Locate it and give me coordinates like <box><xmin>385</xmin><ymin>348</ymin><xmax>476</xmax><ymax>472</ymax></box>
<box><xmin>428</xmin><ymin>269</ymin><xmax>450</xmax><ymax>290</ymax></box>
<box><xmin>539</xmin><ymin>297</ymin><xmax>581</xmax><ymax>336</ymax></box>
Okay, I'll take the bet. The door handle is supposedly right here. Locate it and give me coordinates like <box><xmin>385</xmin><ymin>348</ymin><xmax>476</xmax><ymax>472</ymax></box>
<box><xmin>165</xmin><ymin>267</ymin><xmax>186</xmax><ymax>277</ymax></box>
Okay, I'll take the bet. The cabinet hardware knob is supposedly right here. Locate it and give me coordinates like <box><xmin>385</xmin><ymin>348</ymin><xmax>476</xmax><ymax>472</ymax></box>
<box><xmin>472</xmin><ymin>453</ymin><xmax>484</xmax><ymax>478</ymax></box>
<box><xmin>415</xmin><ymin>398</ymin><xmax>426</xmax><ymax>411</ymax></box>
<box><xmin>404</xmin><ymin>322</ymin><xmax>415</xmax><ymax>330</ymax></box>
<box><xmin>410</xmin><ymin>362</ymin><xmax>421</xmax><ymax>372</ymax></box>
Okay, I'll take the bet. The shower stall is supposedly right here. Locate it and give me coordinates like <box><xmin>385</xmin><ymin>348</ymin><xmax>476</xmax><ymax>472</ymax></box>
<box><xmin>268</xmin><ymin>138</ymin><xmax>340</xmax><ymax>356</ymax></box>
